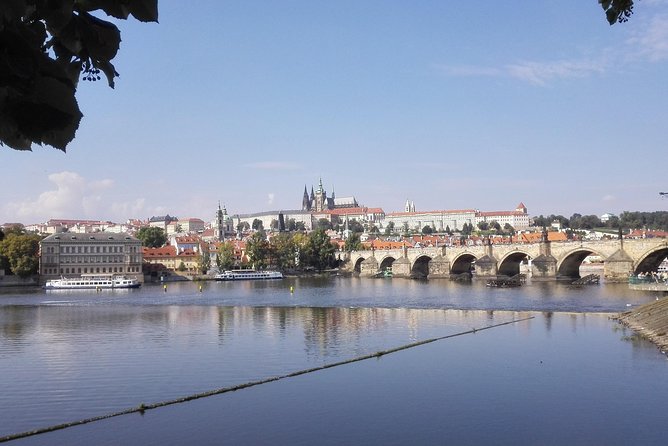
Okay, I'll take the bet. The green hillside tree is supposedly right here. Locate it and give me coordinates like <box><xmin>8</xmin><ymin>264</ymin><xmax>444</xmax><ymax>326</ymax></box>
<box><xmin>216</xmin><ymin>242</ymin><xmax>236</xmax><ymax>270</ymax></box>
<box><xmin>136</xmin><ymin>227</ymin><xmax>166</xmax><ymax>248</ymax></box>
<box><xmin>0</xmin><ymin>232</ymin><xmax>42</xmax><ymax>277</ymax></box>
<box><xmin>304</xmin><ymin>229</ymin><xmax>336</xmax><ymax>271</ymax></box>
<box><xmin>246</xmin><ymin>232</ymin><xmax>270</xmax><ymax>269</ymax></box>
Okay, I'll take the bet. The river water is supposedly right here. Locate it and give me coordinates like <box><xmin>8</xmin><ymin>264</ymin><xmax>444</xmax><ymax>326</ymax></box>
<box><xmin>1</xmin><ymin>277</ymin><xmax>667</xmax><ymax>445</ymax></box>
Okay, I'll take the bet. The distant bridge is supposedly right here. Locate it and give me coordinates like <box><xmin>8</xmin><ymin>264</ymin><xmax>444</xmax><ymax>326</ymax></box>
<box><xmin>339</xmin><ymin>238</ymin><xmax>668</xmax><ymax>281</ymax></box>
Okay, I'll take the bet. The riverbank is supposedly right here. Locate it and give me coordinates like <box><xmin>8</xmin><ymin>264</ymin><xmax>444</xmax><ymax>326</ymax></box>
<box><xmin>614</xmin><ymin>296</ymin><xmax>668</xmax><ymax>352</ymax></box>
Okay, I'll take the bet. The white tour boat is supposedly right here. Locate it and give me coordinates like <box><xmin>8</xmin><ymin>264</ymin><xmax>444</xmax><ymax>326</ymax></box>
<box><xmin>214</xmin><ymin>270</ymin><xmax>283</xmax><ymax>281</ymax></box>
<box><xmin>45</xmin><ymin>274</ymin><xmax>141</xmax><ymax>290</ymax></box>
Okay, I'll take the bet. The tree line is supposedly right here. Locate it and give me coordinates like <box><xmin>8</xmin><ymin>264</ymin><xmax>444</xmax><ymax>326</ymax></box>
<box><xmin>0</xmin><ymin>226</ymin><xmax>42</xmax><ymax>278</ymax></box>
<box><xmin>217</xmin><ymin>229</ymin><xmax>338</xmax><ymax>272</ymax></box>
<box><xmin>532</xmin><ymin>212</ymin><xmax>668</xmax><ymax>232</ymax></box>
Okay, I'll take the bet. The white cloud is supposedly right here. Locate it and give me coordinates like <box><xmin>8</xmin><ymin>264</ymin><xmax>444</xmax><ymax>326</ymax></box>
<box><xmin>506</xmin><ymin>59</ymin><xmax>607</xmax><ymax>86</ymax></box>
<box><xmin>627</xmin><ymin>14</ymin><xmax>668</xmax><ymax>62</ymax></box>
<box><xmin>244</xmin><ymin>161</ymin><xmax>301</xmax><ymax>170</ymax></box>
<box><xmin>436</xmin><ymin>64</ymin><xmax>502</xmax><ymax>77</ymax></box>
<box><xmin>2</xmin><ymin>171</ymin><xmax>159</xmax><ymax>223</ymax></box>
<box><xmin>439</xmin><ymin>57</ymin><xmax>607</xmax><ymax>86</ymax></box>
<box><xmin>602</xmin><ymin>194</ymin><xmax>616</xmax><ymax>203</ymax></box>
<box><xmin>267</xmin><ymin>193</ymin><xmax>275</xmax><ymax>205</ymax></box>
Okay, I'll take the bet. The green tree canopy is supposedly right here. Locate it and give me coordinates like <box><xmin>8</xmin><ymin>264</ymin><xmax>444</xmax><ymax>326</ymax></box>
<box><xmin>0</xmin><ymin>232</ymin><xmax>41</xmax><ymax>277</ymax></box>
<box><xmin>344</xmin><ymin>232</ymin><xmax>362</xmax><ymax>252</ymax></box>
<box><xmin>198</xmin><ymin>251</ymin><xmax>211</xmax><ymax>274</ymax></box>
<box><xmin>0</xmin><ymin>0</ymin><xmax>158</xmax><ymax>151</ymax></box>
<box><xmin>304</xmin><ymin>229</ymin><xmax>336</xmax><ymax>271</ymax></box>
<box><xmin>246</xmin><ymin>232</ymin><xmax>270</xmax><ymax>269</ymax></box>
<box><xmin>270</xmin><ymin>233</ymin><xmax>296</xmax><ymax>270</ymax></box>
<box><xmin>421</xmin><ymin>225</ymin><xmax>433</xmax><ymax>235</ymax></box>
<box><xmin>252</xmin><ymin>219</ymin><xmax>264</xmax><ymax>231</ymax></box>
<box><xmin>317</xmin><ymin>218</ymin><xmax>332</xmax><ymax>231</ymax></box>
<box><xmin>347</xmin><ymin>220</ymin><xmax>364</xmax><ymax>234</ymax></box>
<box><xmin>136</xmin><ymin>226</ymin><xmax>166</xmax><ymax>248</ymax></box>
<box><xmin>216</xmin><ymin>242</ymin><xmax>236</xmax><ymax>271</ymax></box>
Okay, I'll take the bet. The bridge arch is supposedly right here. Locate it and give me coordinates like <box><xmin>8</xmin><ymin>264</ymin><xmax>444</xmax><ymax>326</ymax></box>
<box><xmin>635</xmin><ymin>246</ymin><xmax>668</xmax><ymax>273</ymax></box>
<box><xmin>498</xmin><ymin>250</ymin><xmax>531</xmax><ymax>277</ymax></box>
<box><xmin>556</xmin><ymin>248</ymin><xmax>605</xmax><ymax>279</ymax></box>
<box><xmin>411</xmin><ymin>255</ymin><xmax>432</xmax><ymax>278</ymax></box>
<box><xmin>450</xmin><ymin>252</ymin><xmax>477</xmax><ymax>275</ymax></box>
<box><xmin>353</xmin><ymin>257</ymin><xmax>365</xmax><ymax>274</ymax></box>
<box><xmin>379</xmin><ymin>256</ymin><xmax>396</xmax><ymax>272</ymax></box>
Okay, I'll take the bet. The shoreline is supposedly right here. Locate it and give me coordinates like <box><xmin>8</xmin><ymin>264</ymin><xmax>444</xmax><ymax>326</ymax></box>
<box><xmin>613</xmin><ymin>297</ymin><xmax>668</xmax><ymax>352</ymax></box>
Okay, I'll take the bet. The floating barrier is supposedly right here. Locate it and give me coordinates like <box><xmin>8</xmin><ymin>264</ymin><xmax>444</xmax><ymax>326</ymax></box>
<box><xmin>0</xmin><ymin>316</ymin><xmax>534</xmax><ymax>443</ymax></box>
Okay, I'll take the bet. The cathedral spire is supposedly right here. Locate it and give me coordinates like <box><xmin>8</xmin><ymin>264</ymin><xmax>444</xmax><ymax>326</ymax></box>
<box><xmin>302</xmin><ymin>185</ymin><xmax>311</xmax><ymax>211</ymax></box>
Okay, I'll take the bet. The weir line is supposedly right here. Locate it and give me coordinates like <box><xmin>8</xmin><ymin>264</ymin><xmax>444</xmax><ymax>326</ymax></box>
<box><xmin>0</xmin><ymin>316</ymin><xmax>534</xmax><ymax>443</ymax></box>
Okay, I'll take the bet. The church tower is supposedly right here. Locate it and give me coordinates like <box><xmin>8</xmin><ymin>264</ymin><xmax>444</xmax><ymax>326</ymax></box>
<box><xmin>314</xmin><ymin>178</ymin><xmax>327</xmax><ymax>212</ymax></box>
<box><xmin>215</xmin><ymin>202</ymin><xmax>225</xmax><ymax>241</ymax></box>
<box><xmin>302</xmin><ymin>186</ymin><xmax>311</xmax><ymax>211</ymax></box>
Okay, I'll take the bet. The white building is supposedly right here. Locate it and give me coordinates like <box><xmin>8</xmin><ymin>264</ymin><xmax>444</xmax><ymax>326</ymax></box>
<box><xmin>475</xmin><ymin>203</ymin><xmax>530</xmax><ymax>230</ymax></box>
<box><xmin>384</xmin><ymin>209</ymin><xmax>477</xmax><ymax>232</ymax></box>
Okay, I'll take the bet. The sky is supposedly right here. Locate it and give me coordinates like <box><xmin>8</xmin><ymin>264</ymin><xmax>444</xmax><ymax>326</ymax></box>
<box><xmin>2</xmin><ymin>0</ymin><xmax>668</xmax><ymax>225</ymax></box>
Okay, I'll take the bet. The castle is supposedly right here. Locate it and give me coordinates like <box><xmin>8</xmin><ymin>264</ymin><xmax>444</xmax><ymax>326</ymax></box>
<box><xmin>301</xmin><ymin>178</ymin><xmax>359</xmax><ymax>212</ymax></box>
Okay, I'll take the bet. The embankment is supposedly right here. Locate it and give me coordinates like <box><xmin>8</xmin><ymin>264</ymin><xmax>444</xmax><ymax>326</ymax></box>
<box><xmin>614</xmin><ymin>296</ymin><xmax>668</xmax><ymax>352</ymax></box>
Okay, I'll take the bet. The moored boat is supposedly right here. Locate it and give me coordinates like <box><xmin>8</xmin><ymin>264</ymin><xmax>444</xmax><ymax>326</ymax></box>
<box><xmin>45</xmin><ymin>274</ymin><xmax>141</xmax><ymax>290</ymax></box>
<box><xmin>214</xmin><ymin>270</ymin><xmax>283</xmax><ymax>281</ymax></box>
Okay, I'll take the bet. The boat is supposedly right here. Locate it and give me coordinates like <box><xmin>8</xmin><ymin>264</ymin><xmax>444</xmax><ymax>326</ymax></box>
<box><xmin>45</xmin><ymin>274</ymin><xmax>141</xmax><ymax>290</ymax></box>
<box><xmin>214</xmin><ymin>270</ymin><xmax>283</xmax><ymax>281</ymax></box>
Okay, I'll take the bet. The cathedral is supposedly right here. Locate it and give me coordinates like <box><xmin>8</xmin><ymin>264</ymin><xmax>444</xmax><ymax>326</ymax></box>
<box><xmin>301</xmin><ymin>178</ymin><xmax>359</xmax><ymax>212</ymax></box>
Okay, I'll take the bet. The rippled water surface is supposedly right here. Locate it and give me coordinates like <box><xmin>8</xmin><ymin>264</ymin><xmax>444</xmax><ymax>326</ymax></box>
<box><xmin>1</xmin><ymin>278</ymin><xmax>667</xmax><ymax>445</ymax></box>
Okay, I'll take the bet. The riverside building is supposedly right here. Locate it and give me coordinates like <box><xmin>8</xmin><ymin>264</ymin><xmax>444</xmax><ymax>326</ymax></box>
<box><xmin>39</xmin><ymin>232</ymin><xmax>143</xmax><ymax>283</ymax></box>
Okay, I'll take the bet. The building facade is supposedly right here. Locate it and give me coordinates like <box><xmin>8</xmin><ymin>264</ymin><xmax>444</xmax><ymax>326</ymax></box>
<box><xmin>384</xmin><ymin>209</ymin><xmax>477</xmax><ymax>232</ymax></box>
<box><xmin>39</xmin><ymin>232</ymin><xmax>143</xmax><ymax>282</ymax></box>
<box><xmin>474</xmin><ymin>203</ymin><xmax>530</xmax><ymax>230</ymax></box>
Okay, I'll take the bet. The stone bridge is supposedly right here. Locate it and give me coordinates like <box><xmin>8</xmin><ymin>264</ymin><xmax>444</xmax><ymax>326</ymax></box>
<box><xmin>339</xmin><ymin>238</ymin><xmax>668</xmax><ymax>281</ymax></box>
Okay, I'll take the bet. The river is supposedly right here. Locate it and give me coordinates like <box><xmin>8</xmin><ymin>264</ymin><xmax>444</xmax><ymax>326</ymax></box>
<box><xmin>1</xmin><ymin>277</ymin><xmax>667</xmax><ymax>445</ymax></box>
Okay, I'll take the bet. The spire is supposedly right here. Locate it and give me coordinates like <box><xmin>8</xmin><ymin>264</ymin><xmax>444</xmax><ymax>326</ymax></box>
<box><xmin>302</xmin><ymin>185</ymin><xmax>311</xmax><ymax>211</ymax></box>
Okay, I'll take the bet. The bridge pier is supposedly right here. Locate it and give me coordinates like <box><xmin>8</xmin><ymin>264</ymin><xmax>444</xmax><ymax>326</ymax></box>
<box><xmin>532</xmin><ymin>238</ymin><xmax>557</xmax><ymax>279</ymax></box>
<box><xmin>474</xmin><ymin>255</ymin><xmax>498</xmax><ymax>277</ymax></box>
<box><xmin>473</xmin><ymin>240</ymin><xmax>497</xmax><ymax>277</ymax></box>
<box><xmin>427</xmin><ymin>255</ymin><xmax>450</xmax><ymax>278</ymax></box>
<box><xmin>531</xmin><ymin>255</ymin><xmax>557</xmax><ymax>279</ymax></box>
<box><xmin>604</xmin><ymin>248</ymin><xmax>634</xmax><ymax>282</ymax></box>
<box><xmin>391</xmin><ymin>257</ymin><xmax>411</xmax><ymax>278</ymax></box>
<box><xmin>360</xmin><ymin>256</ymin><xmax>379</xmax><ymax>277</ymax></box>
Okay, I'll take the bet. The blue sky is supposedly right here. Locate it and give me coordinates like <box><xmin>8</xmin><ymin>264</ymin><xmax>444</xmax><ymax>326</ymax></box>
<box><xmin>2</xmin><ymin>0</ymin><xmax>668</xmax><ymax>225</ymax></box>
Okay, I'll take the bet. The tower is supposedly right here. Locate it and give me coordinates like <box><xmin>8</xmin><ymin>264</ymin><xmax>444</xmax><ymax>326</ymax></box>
<box><xmin>302</xmin><ymin>186</ymin><xmax>311</xmax><ymax>211</ymax></box>
<box><xmin>215</xmin><ymin>202</ymin><xmax>224</xmax><ymax>242</ymax></box>
<box><xmin>314</xmin><ymin>178</ymin><xmax>327</xmax><ymax>212</ymax></box>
